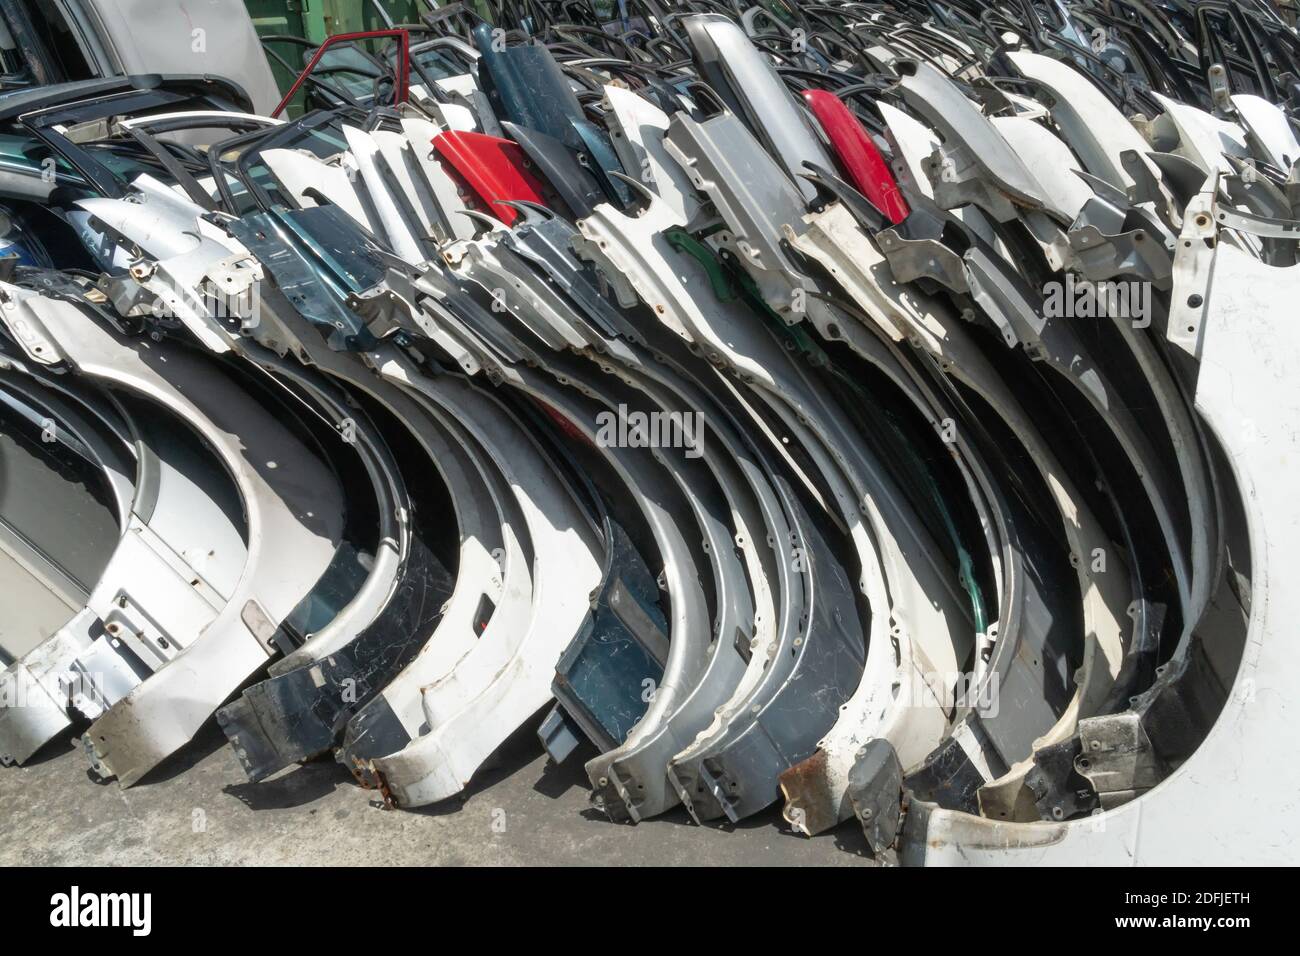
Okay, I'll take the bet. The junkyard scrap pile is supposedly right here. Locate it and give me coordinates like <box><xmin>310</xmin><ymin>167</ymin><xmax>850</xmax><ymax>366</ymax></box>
<box><xmin>0</xmin><ymin>0</ymin><xmax>1295</xmax><ymax>865</ymax></box>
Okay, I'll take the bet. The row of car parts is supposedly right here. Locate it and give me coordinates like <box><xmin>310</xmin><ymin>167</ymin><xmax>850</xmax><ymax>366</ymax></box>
<box><xmin>0</xmin><ymin>0</ymin><xmax>1295</xmax><ymax>864</ymax></box>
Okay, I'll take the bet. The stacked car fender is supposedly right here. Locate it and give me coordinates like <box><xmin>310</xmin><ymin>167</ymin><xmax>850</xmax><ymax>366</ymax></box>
<box><xmin>0</xmin><ymin>0</ymin><xmax>1294</xmax><ymax>864</ymax></box>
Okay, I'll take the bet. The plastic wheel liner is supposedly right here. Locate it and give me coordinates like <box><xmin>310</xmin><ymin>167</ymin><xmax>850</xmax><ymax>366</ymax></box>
<box><xmin>901</xmin><ymin>183</ymin><xmax>1285</xmax><ymax>865</ymax></box>
<box><xmin>0</xmin><ymin>287</ymin><xmax>343</xmax><ymax>786</ymax></box>
<box><xmin>571</xmin><ymin>189</ymin><xmax>974</xmax><ymax>835</ymax></box>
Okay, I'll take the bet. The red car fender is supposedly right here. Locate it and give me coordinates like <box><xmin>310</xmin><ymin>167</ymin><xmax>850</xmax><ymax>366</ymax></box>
<box><xmin>802</xmin><ymin>89</ymin><xmax>909</xmax><ymax>224</ymax></box>
<box><xmin>431</xmin><ymin>130</ymin><xmax>548</xmax><ymax>226</ymax></box>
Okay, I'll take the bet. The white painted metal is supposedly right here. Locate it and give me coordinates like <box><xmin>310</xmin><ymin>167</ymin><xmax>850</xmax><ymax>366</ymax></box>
<box><xmin>910</xmin><ymin>238</ymin><xmax>1294</xmax><ymax>865</ymax></box>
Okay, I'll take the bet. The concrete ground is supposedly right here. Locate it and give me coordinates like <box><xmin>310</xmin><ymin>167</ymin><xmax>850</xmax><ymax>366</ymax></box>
<box><xmin>0</xmin><ymin>719</ymin><xmax>873</xmax><ymax>866</ymax></box>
